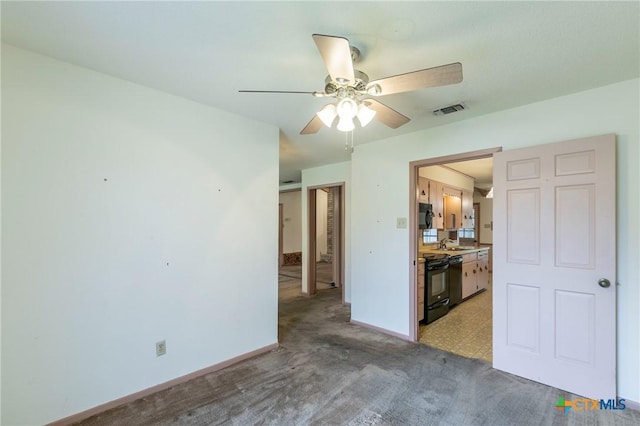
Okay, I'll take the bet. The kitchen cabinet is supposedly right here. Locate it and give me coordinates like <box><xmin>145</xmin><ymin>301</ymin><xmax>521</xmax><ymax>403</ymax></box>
<box><xmin>461</xmin><ymin>253</ymin><xmax>478</xmax><ymax>299</ymax></box>
<box><xmin>417</xmin><ymin>260</ymin><xmax>425</xmax><ymax>322</ymax></box>
<box><xmin>443</xmin><ymin>189</ymin><xmax>462</xmax><ymax>229</ymax></box>
<box><xmin>429</xmin><ymin>180</ymin><xmax>444</xmax><ymax>229</ymax></box>
<box><xmin>418</xmin><ymin>177</ymin><xmax>429</xmax><ymax>204</ymax></box>
<box><xmin>461</xmin><ymin>249</ymin><xmax>490</xmax><ymax>299</ymax></box>
<box><xmin>418</xmin><ymin>178</ymin><xmax>472</xmax><ymax>230</ymax></box>
<box><xmin>461</xmin><ymin>190</ymin><xmax>474</xmax><ymax>229</ymax></box>
<box><xmin>477</xmin><ymin>249</ymin><xmax>489</xmax><ymax>290</ymax></box>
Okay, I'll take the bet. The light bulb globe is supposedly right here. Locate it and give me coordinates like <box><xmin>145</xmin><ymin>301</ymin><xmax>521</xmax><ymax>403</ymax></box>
<box><xmin>316</xmin><ymin>104</ymin><xmax>337</xmax><ymax>127</ymax></box>
<box><xmin>337</xmin><ymin>98</ymin><xmax>357</xmax><ymax>119</ymax></box>
<box><xmin>356</xmin><ymin>104</ymin><xmax>376</xmax><ymax>127</ymax></box>
<box><xmin>336</xmin><ymin>116</ymin><xmax>355</xmax><ymax>132</ymax></box>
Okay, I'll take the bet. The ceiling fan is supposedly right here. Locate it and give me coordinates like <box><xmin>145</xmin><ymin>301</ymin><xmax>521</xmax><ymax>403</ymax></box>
<box><xmin>239</xmin><ymin>34</ymin><xmax>463</xmax><ymax>135</ymax></box>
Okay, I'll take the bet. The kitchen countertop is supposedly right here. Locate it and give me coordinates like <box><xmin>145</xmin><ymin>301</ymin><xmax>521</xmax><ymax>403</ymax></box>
<box><xmin>419</xmin><ymin>246</ymin><xmax>490</xmax><ymax>256</ymax></box>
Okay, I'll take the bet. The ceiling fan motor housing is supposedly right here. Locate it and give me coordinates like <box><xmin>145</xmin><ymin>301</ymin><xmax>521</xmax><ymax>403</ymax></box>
<box><xmin>324</xmin><ymin>69</ymin><xmax>369</xmax><ymax>94</ymax></box>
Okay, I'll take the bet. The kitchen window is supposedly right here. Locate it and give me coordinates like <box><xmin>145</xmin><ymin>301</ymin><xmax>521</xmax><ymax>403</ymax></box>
<box><xmin>422</xmin><ymin>229</ymin><xmax>438</xmax><ymax>243</ymax></box>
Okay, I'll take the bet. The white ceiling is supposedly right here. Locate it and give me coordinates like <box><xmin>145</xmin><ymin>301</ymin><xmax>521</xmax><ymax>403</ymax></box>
<box><xmin>2</xmin><ymin>2</ymin><xmax>638</xmax><ymax>184</ymax></box>
<box><xmin>442</xmin><ymin>157</ymin><xmax>494</xmax><ymax>187</ymax></box>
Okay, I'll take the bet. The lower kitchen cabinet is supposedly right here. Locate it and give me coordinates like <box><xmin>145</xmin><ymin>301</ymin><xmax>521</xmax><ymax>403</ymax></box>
<box><xmin>477</xmin><ymin>249</ymin><xmax>489</xmax><ymax>291</ymax></box>
<box><xmin>461</xmin><ymin>259</ymin><xmax>477</xmax><ymax>299</ymax></box>
<box><xmin>461</xmin><ymin>249</ymin><xmax>490</xmax><ymax>299</ymax></box>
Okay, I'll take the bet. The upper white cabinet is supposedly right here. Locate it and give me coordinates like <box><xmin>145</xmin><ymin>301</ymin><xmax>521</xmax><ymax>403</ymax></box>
<box><xmin>461</xmin><ymin>190</ymin><xmax>474</xmax><ymax>228</ymax></box>
<box><xmin>417</xmin><ymin>175</ymin><xmax>472</xmax><ymax>230</ymax></box>
<box><xmin>443</xmin><ymin>188</ymin><xmax>462</xmax><ymax>229</ymax></box>
<box><xmin>429</xmin><ymin>180</ymin><xmax>444</xmax><ymax>229</ymax></box>
<box><xmin>418</xmin><ymin>177</ymin><xmax>429</xmax><ymax>204</ymax></box>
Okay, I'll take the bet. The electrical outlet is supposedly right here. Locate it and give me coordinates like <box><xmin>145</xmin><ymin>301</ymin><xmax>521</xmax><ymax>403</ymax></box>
<box><xmin>156</xmin><ymin>340</ymin><xmax>166</xmax><ymax>357</ymax></box>
<box><xmin>396</xmin><ymin>217</ymin><xmax>407</xmax><ymax>229</ymax></box>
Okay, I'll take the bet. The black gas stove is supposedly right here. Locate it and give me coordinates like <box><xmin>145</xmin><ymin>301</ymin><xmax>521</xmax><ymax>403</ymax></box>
<box><xmin>422</xmin><ymin>253</ymin><xmax>450</xmax><ymax>324</ymax></box>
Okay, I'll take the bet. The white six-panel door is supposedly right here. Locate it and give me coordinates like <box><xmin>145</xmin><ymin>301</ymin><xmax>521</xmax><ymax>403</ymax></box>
<box><xmin>493</xmin><ymin>134</ymin><xmax>616</xmax><ymax>399</ymax></box>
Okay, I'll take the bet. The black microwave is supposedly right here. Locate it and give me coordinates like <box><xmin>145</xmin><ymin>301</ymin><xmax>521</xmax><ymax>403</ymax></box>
<box><xmin>419</xmin><ymin>203</ymin><xmax>433</xmax><ymax>229</ymax></box>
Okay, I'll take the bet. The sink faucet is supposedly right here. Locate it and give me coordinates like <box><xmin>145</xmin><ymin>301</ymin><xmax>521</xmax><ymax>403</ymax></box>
<box><xmin>439</xmin><ymin>238</ymin><xmax>450</xmax><ymax>250</ymax></box>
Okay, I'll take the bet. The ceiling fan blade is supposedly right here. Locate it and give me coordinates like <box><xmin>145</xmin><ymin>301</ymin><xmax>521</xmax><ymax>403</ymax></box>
<box><xmin>367</xmin><ymin>62</ymin><xmax>463</xmax><ymax>96</ymax></box>
<box><xmin>312</xmin><ymin>34</ymin><xmax>355</xmax><ymax>84</ymax></box>
<box><xmin>300</xmin><ymin>115</ymin><xmax>324</xmax><ymax>135</ymax></box>
<box><xmin>239</xmin><ymin>90</ymin><xmax>315</xmax><ymax>94</ymax></box>
<box><xmin>364</xmin><ymin>99</ymin><xmax>411</xmax><ymax>129</ymax></box>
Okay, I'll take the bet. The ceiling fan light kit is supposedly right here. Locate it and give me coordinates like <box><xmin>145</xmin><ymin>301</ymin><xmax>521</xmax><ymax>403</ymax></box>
<box><xmin>239</xmin><ymin>33</ymin><xmax>463</xmax><ymax>136</ymax></box>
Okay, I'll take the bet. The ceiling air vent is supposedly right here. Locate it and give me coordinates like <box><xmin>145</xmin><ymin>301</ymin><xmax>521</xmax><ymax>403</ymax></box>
<box><xmin>433</xmin><ymin>103</ymin><xmax>465</xmax><ymax>116</ymax></box>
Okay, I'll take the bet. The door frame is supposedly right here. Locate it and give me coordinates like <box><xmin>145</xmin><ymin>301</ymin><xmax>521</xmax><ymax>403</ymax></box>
<box><xmin>408</xmin><ymin>147</ymin><xmax>501</xmax><ymax>342</ymax></box>
<box><xmin>307</xmin><ymin>182</ymin><xmax>346</xmax><ymax>302</ymax></box>
<box><xmin>278</xmin><ymin>203</ymin><xmax>284</xmax><ymax>267</ymax></box>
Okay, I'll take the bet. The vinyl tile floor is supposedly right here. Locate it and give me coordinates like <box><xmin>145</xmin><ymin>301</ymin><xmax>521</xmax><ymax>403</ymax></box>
<box><xmin>418</xmin><ymin>274</ymin><xmax>493</xmax><ymax>363</ymax></box>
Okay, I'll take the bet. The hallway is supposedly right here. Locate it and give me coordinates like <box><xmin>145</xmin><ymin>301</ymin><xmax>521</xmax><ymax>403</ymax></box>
<box><xmin>279</xmin><ymin>261</ymin><xmax>336</xmax><ymax>293</ymax></box>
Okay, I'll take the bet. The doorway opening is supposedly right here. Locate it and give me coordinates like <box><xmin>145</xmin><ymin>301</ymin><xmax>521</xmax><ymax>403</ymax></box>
<box><xmin>307</xmin><ymin>183</ymin><xmax>345</xmax><ymax>301</ymax></box>
<box><xmin>409</xmin><ymin>148</ymin><xmax>500</xmax><ymax>363</ymax></box>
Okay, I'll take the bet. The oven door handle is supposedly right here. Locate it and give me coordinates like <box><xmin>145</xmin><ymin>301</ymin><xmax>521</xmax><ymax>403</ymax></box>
<box><xmin>427</xmin><ymin>298</ymin><xmax>450</xmax><ymax>310</ymax></box>
<box><xmin>428</xmin><ymin>264</ymin><xmax>449</xmax><ymax>271</ymax></box>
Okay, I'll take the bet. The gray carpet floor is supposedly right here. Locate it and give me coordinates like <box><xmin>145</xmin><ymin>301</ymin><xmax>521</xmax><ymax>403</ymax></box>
<box><xmin>75</xmin><ymin>282</ymin><xmax>639</xmax><ymax>425</ymax></box>
<box><xmin>280</xmin><ymin>262</ymin><xmax>335</xmax><ymax>292</ymax></box>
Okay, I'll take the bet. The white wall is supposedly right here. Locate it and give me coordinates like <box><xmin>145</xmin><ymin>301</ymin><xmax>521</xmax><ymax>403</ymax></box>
<box><xmin>301</xmin><ymin>161</ymin><xmax>351</xmax><ymax>301</ymax></box>
<box><xmin>1</xmin><ymin>45</ymin><xmax>279</xmax><ymax>425</ymax></box>
<box><xmin>473</xmin><ymin>193</ymin><xmax>493</xmax><ymax>244</ymax></box>
<box><xmin>348</xmin><ymin>79</ymin><xmax>639</xmax><ymax>401</ymax></box>
<box><xmin>279</xmin><ymin>190</ymin><xmax>302</xmax><ymax>254</ymax></box>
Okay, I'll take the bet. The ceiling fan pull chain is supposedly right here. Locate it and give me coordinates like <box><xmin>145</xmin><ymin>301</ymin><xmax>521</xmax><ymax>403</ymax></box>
<box><xmin>344</xmin><ymin>131</ymin><xmax>354</xmax><ymax>153</ymax></box>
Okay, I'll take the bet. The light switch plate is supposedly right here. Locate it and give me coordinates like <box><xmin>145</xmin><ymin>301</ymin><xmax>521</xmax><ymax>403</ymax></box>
<box><xmin>156</xmin><ymin>340</ymin><xmax>167</xmax><ymax>356</ymax></box>
<box><xmin>397</xmin><ymin>217</ymin><xmax>407</xmax><ymax>229</ymax></box>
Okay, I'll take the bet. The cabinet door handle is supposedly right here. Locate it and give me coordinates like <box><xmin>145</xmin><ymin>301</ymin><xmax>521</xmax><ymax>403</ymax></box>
<box><xmin>464</xmin><ymin>272</ymin><xmax>467</xmax><ymax>277</ymax></box>
<box><xmin>473</xmin><ymin>269</ymin><xmax>476</xmax><ymax>274</ymax></box>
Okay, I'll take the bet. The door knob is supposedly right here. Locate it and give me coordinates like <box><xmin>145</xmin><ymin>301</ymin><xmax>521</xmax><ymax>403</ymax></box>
<box><xmin>598</xmin><ymin>278</ymin><xmax>611</xmax><ymax>288</ymax></box>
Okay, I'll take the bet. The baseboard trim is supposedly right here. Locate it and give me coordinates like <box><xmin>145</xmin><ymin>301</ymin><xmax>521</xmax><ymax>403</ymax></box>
<box><xmin>48</xmin><ymin>342</ymin><xmax>279</xmax><ymax>426</ymax></box>
<box><xmin>350</xmin><ymin>319</ymin><xmax>412</xmax><ymax>342</ymax></box>
<box><xmin>622</xmin><ymin>398</ymin><xmax>640</xmax><ymax>412</ymax></box>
